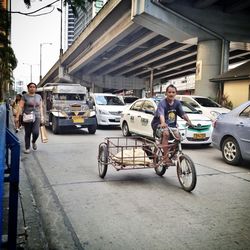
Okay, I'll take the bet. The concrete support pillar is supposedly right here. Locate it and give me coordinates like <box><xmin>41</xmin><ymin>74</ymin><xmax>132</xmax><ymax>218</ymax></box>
<box><xmin>195</xmin><ymin>39</ymin><xmax>226</xmax><ymax>98</ymax></box>
<box><xmin>91</xmin><ymin>82</ymin><xmax>95</xmax><ymax>93</ymax></box>
<box><xmin>133</xmin><ymin>89</ymin><xmax>142</xmax><ymax>98</ymax></box>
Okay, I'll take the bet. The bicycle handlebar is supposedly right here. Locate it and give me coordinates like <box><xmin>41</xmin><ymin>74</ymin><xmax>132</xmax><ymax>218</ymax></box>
<box><xmin>166</xmin><ymin>124</ymin><xmax>192</xmax><ymax>140</ymax></box>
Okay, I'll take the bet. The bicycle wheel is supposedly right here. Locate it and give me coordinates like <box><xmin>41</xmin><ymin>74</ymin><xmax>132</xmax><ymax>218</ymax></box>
<box><xmin>154</xmin><ymin>148</ymin><xmax>167</xmax><ymax>176</ymax></box>
<box><xmin>98</xmin><ymin>143</ymin><xmax>108</xmax><ymax>178</ymax></box>
<box><xmin>176</xmin><ymin>154</ymin><xmax>196</xmax><ymax>192</ymax></box>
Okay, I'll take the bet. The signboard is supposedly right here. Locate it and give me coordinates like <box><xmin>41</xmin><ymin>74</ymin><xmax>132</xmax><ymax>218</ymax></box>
<box><xmin>195</xmin><ymin>60</ymin><xmax>202</xmax><ymax>80</ymax></box>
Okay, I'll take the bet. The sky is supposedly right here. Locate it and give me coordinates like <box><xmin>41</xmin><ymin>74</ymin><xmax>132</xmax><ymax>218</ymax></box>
<box><xmin>11</xmin><ymin>0</ymin><xmax>66</xmax><ymax>87</ymax></box>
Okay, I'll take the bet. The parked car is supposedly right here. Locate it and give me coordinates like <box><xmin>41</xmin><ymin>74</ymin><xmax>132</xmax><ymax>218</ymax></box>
<box><xmin>89</xmin><ymin>93</ymin><xmax>125</xmax><ymax>126</ymax></box>
<box><xmin>119</xmin><ymin>95</ymin><xmax>139</xmax><ymax>105</ymax></box>
<box><xmin>175</xmin><ymin>95</ymin><xmax>230</xmax><ymax>121</ymax></box>
<box><xmin>212</xmin><ymin>101</ymin><xmax>250</xmax><ymax>165</ymax></box>
<box><xmin>120</xmin><ymin>98</ymin><xmax>213</xmax><ymax>145</ymax></box>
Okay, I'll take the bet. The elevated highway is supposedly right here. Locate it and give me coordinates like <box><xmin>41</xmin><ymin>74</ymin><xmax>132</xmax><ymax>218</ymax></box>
<box><xmin>39</xmin><ymin>0</ymin><xmax>250</xmax><ymax>97</ymax></box>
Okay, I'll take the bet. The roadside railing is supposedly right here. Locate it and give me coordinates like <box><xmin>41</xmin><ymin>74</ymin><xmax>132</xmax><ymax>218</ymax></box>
<box><xmin>0</xmin><ymin>103</ymin><xmax>20</xmax><ymax>249</ymax></box>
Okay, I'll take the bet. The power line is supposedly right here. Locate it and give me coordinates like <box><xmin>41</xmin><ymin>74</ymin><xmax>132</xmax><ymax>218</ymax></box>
<box><xmin>24</xmin><ymin>7</ymin><xmax>55</xmax><ymax>17</ymax></box>
<box><xmin>10</xmin><ymin>0</ymin><xmax>59</xmax><ymax>16</ymax></box>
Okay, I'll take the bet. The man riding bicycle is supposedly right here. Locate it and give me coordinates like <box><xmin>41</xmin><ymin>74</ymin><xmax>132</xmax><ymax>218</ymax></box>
<box><xmin>151</xmin><ymin>84</ymin><xmax>192</xmax><ymax>164</ymax></box>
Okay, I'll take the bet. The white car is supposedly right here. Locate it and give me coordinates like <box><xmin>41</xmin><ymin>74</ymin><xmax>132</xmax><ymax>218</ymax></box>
<box><xmin>120</xmin><ymin>98</ymin><xmax>213</xmax><ymax>145</ymax></box>
<box><xmin>89</xmin><ymin>93</ymin><xmax>125</xmax><ymax>126</ymax></box>
<box><xmin>119</xmin><ymin>96</ymin><xmax>139</xmax><ymax>106</ymax></box>
<box><xmin>175</xmin><ymin>95</ymin><xmax>230</xmax><ymax>121</ymax></box>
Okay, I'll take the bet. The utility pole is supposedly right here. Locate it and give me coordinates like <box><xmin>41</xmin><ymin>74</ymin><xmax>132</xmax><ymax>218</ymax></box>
<box><xmin>149</xmin><ymin>68</ymin><xmax>154</xmax><ymax>97</ymax></box>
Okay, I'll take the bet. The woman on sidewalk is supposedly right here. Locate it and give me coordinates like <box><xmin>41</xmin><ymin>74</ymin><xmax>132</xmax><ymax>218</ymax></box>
<box><xmin>15</xmin><ymin>82</ymin><xmax>44</xmax><ymax>154</ymax></box>
<box><xmin>11</xmin><ymin>94</ymin><xmax>22</xmax><ymax>133</ymax></box>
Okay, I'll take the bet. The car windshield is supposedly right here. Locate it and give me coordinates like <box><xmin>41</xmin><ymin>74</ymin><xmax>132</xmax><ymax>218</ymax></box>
<box><xmin>153</xmin><ymin>98</ymin><xmax>162</xmax><ymax>106</ymax></box>
<box><xmin>123</xmin><ymin>96</ymin><xmax>139</xmax><ymax>104</ymax></box>
<box><xmin>194</xmin><ymin>97</ymin><xmax>220</xmax><ymax>107</ymax></box>
<box><xmin>96</xmin><ymin>95</ymin><xmax>124</xmax><ymax>106</ymax></box>
<box><xmin>153</xmin><ymin>99</ymin><xmax>199</xmax><ymax>114</ymax></box>
<box><xmin>54</xmin><ymin>93</ymin><xmax>85</xmax><ymax>101</ymax></box>
<box><xmin>181</xmin><ymin>101</ymin><xmax>200</xmax><ymax>114</ymax></box>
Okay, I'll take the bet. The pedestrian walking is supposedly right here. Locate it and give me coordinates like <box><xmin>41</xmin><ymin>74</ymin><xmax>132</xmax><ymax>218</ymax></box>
<box><xmin>11</xmin><ymin>94</ymin><xmax>22</xmax><ymax>133</ymax></box>
<box><xmin>15</xmin><ymin>82</ymin><xmax>44</xmax><ymax>154</ymax></box>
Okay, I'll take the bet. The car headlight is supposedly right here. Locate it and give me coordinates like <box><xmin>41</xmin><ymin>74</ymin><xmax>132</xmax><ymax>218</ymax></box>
<box><xmin>81</xmin><ymin>104</ymin><xmax>89</xmax><ymax>111</ymax></box>
<box><xmin>210</xmin><ymin>111</ymin><xmax>220</xmax><ymax>118</ymax></box>
<box><xmin>98</xmin><ymin>109</ymin><xmax>109</xmax><ymax>115</ymax></box>
<box><xmin>63</xmin><ymin>106</ymin><xmax>70</xmax><ymax>112</ymax></box>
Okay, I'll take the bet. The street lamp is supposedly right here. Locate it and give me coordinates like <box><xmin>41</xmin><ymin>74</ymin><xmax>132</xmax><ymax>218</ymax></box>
<box><xmin>40</xmin><ymin>42</ymin><xmax>52</xmax><ymax>82</ymax></box>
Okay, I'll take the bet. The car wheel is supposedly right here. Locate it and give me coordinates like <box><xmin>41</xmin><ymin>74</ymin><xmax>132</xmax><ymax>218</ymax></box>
<box><xmin>222</xmin><ymin>137</ymin><xmax>242</xmax><ymax>165</ymax></box>
<box><xmin>88</xmin><ymin>124</ymin><xmax>97</xmax><ymax>134</ymax></box>
<box><xmin>122</xmin><ymin>122</ymin><xmax>131</xmax><ymax>136</ymax></box>
<box><xmin>52</xmin><ymin>116</ymin><xmax>60</xmax><ymax>134</ymax></box>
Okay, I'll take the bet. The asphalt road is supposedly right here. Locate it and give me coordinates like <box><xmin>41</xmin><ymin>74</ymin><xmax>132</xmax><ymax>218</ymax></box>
<box><xmin>19</xmin><ymin>126</ymin><xmax>250</xmax><ymax>250</ymax></box>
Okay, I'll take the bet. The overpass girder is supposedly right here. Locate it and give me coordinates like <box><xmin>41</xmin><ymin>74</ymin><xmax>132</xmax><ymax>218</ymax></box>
<box><xmin>81</xmin><ymin>75</ymin><xmax>145</xmax><ymax>90</ymax></box>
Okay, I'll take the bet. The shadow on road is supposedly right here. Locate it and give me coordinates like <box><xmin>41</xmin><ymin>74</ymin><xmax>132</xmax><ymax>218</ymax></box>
<box><xmin>182</xmin><ymin>144</ymin><xmax>213</xmax><ymax>150</ymax></box>
<box><xmin>47</xmin><ymin>127</ymin><xmax>90</xmax><ymax>135</ymax></box>
<box><xmin>97</xmin><ymin>125</ymin><xmax>121</xmax><ymax>130</ymax></box>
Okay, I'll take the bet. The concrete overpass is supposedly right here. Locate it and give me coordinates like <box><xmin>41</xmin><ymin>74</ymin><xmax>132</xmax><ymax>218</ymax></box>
<box><xmin>39</xmin><ymin>0</ymin><xmax>250</xmax><ymax>98</ymax></box>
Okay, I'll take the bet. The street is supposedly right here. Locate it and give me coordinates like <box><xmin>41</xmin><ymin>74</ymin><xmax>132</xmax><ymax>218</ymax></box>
<box><xmin>19</xmin><ymin>127</ymin><xmax>250</xmax><ymax>250</ymax></box>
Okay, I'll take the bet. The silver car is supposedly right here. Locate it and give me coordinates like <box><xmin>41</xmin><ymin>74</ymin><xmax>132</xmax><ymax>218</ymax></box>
<box><xmin>212</xmin><ymin>101</ymin><xmax>250</xmax><ymax>165</ymax></box>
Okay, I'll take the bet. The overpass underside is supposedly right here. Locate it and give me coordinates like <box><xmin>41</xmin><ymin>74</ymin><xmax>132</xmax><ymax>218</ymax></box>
<box><xmin>40</xmin><ymin>0</ymin><xmax>250</xmax><ymax>97</ymax></box>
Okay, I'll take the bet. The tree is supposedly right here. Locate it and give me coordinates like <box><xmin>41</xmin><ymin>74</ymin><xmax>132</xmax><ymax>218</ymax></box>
<box><xmin>24</xmin><ymin>0</ymin><xmax>95</xmax><ymax>15</ymax></box>
<box><xmin>0</xmin><ymin>5</ymin><xmax>17</xmax><ymax>102</ymax></box>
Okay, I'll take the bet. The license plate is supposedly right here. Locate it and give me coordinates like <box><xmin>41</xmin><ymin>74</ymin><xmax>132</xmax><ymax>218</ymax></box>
<box><xmin>72</xmin><ymin>116</ymin><xmax>84</xmax><ymax>123</ymax></box>
<box><xmin>115</xmin><ymin>118</ymin><xmax>120</xmax><ymax>122</ymax></box>
<box><xmin>193</xmin><ymin>133</ymin><xmax>206</xmax><ymax>139</ymax></box>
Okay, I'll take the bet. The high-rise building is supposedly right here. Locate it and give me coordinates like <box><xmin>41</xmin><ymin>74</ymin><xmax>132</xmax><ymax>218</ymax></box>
<box><xmin>67</xmin><ymin>5</ymin><xmax>74</xmax><ymax>47</ymax></box>
<box><xmin>69</xmin><ymin>0</ymin><xmax>108</xmax><ymax>42</ymax></box>
<box><xmin>15</xmin><ymin>80</ymin><xmax>25</xmax><ymax>94</ymax></box>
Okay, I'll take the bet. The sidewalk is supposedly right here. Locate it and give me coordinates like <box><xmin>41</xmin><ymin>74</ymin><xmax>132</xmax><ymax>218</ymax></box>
<box><xmin>2</xmin><ymin>126</ymin><xmax>48</xmax><ymax>249</ymax></box>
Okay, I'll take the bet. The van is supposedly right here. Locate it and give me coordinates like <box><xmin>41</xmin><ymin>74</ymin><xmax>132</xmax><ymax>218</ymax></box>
<box><xmin>37</xmin><ymin>83</ymin><xmax>97</xmax><ymax>134</ymax></box>
<box><xmin>89</xmin><ymin>93</ymin><xmax>125</xmax><ymax>126</ymax></box>
<box><xmin>175</xmin><ymin>95</ymin><xmax>230</xmax><ymax>121</ymax></box>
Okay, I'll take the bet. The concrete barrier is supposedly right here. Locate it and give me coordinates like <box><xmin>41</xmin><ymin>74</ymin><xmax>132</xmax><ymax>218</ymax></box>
<box><xmin>0</xmin><ymin>103</ymin><xmax>20</xmax><ymax>249</ymax></box>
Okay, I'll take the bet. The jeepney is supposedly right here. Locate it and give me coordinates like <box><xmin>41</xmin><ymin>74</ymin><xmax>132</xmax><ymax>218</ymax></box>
<box><xmin>37</xmin><ymin>83</ymin><xmax>97</xmax><ymax>134</ymax></box>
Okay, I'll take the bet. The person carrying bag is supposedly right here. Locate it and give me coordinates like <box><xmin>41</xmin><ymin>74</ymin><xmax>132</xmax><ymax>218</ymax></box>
<box><xmin>11</xmin><ymin>94</ymin><xmax>22</xmax><ymax>132</ymax></box>
<box><xmin>15</xmin><ymin>82</ymin><xmax>45</xmax><ymax>154</ymax></box>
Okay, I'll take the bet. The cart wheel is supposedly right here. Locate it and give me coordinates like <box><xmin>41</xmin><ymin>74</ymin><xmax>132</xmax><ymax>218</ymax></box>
<box><xmin>98</xmin><ymin>143</ymin><xmax>108</xmax><ymax>178</ymax></box>
<box><xmin>177</xmin><ymin>154</ymin><xmax>197</xmax><ymax>192</ymax></box>
<box><xmin>154</xmin><ymin>148</ymin><xmax>167</xmax><ymax>176</ymax></box>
